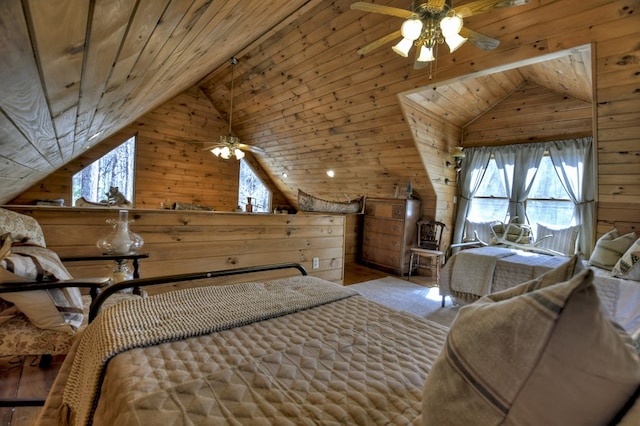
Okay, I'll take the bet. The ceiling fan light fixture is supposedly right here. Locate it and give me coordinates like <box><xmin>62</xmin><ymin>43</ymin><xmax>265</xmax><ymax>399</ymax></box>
<box><xmin>392</xmin><ymin>37</ymin><xmax>414</xmax><ymax>57</ymax></box>
<box><xmin>234</xmin><ymin>148</ymin><xmax>245</xmax><ymax>160</ymax></box>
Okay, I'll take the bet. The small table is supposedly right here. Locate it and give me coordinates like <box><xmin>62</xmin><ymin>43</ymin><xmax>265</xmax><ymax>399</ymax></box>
<box><xmin>60</xmin><ymin>252</ymin><xmax>149</xmax><ymax>294</ymax></box>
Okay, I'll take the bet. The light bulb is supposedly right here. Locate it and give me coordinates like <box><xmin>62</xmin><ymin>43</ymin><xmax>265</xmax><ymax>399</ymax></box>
<box><xmin>234</xmin><ymin>148</ymin><xmax>245</xmax><ymax>160</ymax></box>
<box><xmin>211</xmin><ymin>147</ymin><xmax>222</xmax><ymax>157</ymax></box>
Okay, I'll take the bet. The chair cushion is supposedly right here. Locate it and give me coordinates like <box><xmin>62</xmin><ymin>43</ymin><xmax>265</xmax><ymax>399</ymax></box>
<box><xmin>422</xmin><ymin>257</ymin><xmax>640</xmax><ymax>425</ymax></box>
<box><xmin>535</xmin><ymin>222</ymin><xmax>580</xmax><ymax>256</ymax></box>
<box><xmin>0</xmin><ymin>208</ymin><xmax>47</xmax><ymax>247</ymax></box>
<box><xmin>589</xmin><ymin>229</ymin><xmax>637</xmax><ymax>270</ymax></box>
<box><xmin>1</xmin><ymin>246</ymin><xmax>84</xmax><ymax>333</ymax></box>
<box><xmin>612</xmin><ymin>238</ymin><xmax>640</xmax><ymax>281</ymax></box>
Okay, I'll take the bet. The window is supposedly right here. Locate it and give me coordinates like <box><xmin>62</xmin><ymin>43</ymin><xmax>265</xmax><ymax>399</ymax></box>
<box><xmin>468</xmin><ymin>154</ymin><xmax>572</xmax><ymax>232</ymax></box>
<box><xmin>526</xmin><ymin>156</ymin><xmax>574</xmax><ymax>227</ymax></box>
<box><xmin>72</xmin><ymin>136</ymin><xmax>136</xmax><ymax>205</ymax></box>
<box><xmin>467</xmin><ymin>159</ymin><xmax>508</xmax><ymax>222</ymax></box>
<box><xmin>238</xmin><ymin>159</ymin><xmax>270</xmax><ymax>212</ymax></box>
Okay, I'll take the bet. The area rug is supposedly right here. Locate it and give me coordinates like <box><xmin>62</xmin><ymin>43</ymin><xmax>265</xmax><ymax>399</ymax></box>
<box><xmin>348</xmin><ymin>276</ymin><xmax>460</xmax><ymax>328</ymax></box>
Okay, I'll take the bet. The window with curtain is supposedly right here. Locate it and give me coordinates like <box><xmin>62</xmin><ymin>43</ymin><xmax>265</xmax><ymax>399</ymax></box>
<box><xmin>469</xmin><ymin>153</ymin><xmax>572</xmax><ymax>228</ymax></box>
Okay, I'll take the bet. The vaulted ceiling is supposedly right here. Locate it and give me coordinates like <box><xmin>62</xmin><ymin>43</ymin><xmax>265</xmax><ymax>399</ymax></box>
<box><xmin>0</xmin><ymin>0</ymin><xmax>600</xmax><ymax>205</ymax></box>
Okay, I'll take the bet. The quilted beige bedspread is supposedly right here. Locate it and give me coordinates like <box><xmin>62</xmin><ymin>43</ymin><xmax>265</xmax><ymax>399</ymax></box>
<box><xmin>37</xmin><ymin>276</ymin><xmax>448</xmax><ymax>425</ymax></box>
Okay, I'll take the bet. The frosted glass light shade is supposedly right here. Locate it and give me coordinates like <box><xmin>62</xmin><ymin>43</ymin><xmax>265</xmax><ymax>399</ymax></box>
<box><xmin>444</xmin><ymin>32</ymin><xmax>468</xmax><ymax>53</ymax></box>
<box><xmin>400</xmin><ymin>19</ymin><xmax>423</xmax><ymax>40</ymax></box>
<box><xmin>440</xmin><ymin>15</ymin><xmax>463</xmax><ymax>35</ymax></box>
<box><xmin>392</xmin><ymin>37</ymin><xmax>414</xmax><ymax>57</ymax></box>
<box><xmin>417</xmin><ymin>45</ymin><xmax>435</xmax><ymax>62</ymax></box>
<box><xmin>234</xmin><ymin>148</ymin><xmax>245</xmax><ymax>160</ymax></box>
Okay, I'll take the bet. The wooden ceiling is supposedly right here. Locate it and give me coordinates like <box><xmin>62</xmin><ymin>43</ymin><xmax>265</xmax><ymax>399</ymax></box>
<box><xmin>0</xmin><ymin>0</ymin><xmax>604</xmax><ymax>205</ymax></box>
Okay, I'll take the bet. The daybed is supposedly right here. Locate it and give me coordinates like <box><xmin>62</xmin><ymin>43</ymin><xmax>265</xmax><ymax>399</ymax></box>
<box><xmin>440</xmin><ymin>237</ymin><xmax>640</xmax><ymax>342</ymax></box>
<box><xmin>36</xmin><ymin>260</ymin><xmax>640</xmax><ymax>426</ymax></box>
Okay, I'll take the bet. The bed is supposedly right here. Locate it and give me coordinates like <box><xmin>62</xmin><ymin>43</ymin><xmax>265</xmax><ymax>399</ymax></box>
<box><xmin>35</xmin><ymin>262</ymin><xmax>640</xmax><ymax>426</ymax></box>
<box><xmin>440</xmin><ymin>246</ymin><xmax>640</xmax><ymax>340</ymax></box>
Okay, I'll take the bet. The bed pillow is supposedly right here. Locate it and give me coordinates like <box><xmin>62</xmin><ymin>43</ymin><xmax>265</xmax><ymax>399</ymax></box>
<box><xmin>589</xmin><ymin>229</ymin><xmax>637</xmax><ymax>270</ymax></box>
<box><xmin>535</xmin><ymin>222</ymin><xmax>580</xmax><ymax>256</ymax></box>
<box><xmin>463</xmin><ymin>219</ymin><xmax>493</xmax><ymax>244</ymax></box>
<box><xmin>0</xmin><ymin>208</ymin><xmax>47</xmax><ymax>247</ymax></box>
<box><xmin>422</xmin><ymin>259</ymin><xmax>640</xmax><ymax>426</ymax></box>
<box><xmin>0</xmin><ymin>246</ymin><xmax>83</xmax><ymax>333</ymax></box>
<box><xmin>612</xmin><ymin>238</ymin><xmax>640</xmax><ymax>281</ymax></box>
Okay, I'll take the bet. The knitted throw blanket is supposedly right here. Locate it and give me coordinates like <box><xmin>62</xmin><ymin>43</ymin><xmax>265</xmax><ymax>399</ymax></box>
<box><xmin>58</xmin><ymin>276</ymin><xmax>358</xmax><ymax>426</ymax></box>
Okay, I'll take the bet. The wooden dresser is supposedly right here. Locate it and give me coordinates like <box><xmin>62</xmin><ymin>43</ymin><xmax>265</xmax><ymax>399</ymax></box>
<box><xmin>361</xmin><ymin>198</ymin><xmax>420</xmax><ymax>275</ymax></box>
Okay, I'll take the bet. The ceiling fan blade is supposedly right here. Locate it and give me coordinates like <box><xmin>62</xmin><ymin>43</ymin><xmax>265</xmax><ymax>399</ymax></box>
<box><xmin>455</xmin><ymin>0</ymin><xmax>530</xmax><ymax>19</ymax></box>
<box><xmin>201</xmin><ymin>144</ymin><xmax>220</xmax><ymax>151</ymax></box>
<box><xmin>350</xmin><ymin>2</ymin><xmax>417</xmax><ymax>19</ymax></box>
<box><xmin>238</xmin><ymin>143</ymin><xmax>265</xmax><ymax>155</ymax></box>
<box><xmin>459</xmin><ymin>27</ymin><xmax>500</xmax><ymax>50</ymax></box>
<box><xmin>357</xmin><ymin>29</ymin><xmax>402</xmax><ymax>55</ymax></box>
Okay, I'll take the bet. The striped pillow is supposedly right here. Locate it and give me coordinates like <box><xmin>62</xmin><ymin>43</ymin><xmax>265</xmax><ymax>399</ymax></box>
<box><xmin>422</xmin><ymin>257</ymin><xmax>640</xmax><ymax>425</ymax></box>
<box><xmin>535</xmin><ymin>222</ymin><xmax>580</xmax><ymax>256</ymax></box>
<box><xmin>0</xmin><ymin>246</ymin><xmax>84</xmax><ymax>332</ymax></box>
<box><xmin>589</xmin><ymin>229</ymin><xmax>637</xmax><ymax>270</ymax></box>
<box><xmin>612</xmin><ymin>238</ymin><xmax>640</xmax><ymax>281</ymax></box>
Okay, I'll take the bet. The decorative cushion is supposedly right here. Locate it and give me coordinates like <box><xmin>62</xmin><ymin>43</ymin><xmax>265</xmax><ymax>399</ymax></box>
<box><xmin>0</xmin><ymin>208</ymin><xmax>47</xmax><ymax>247</ymax></box>
<box><xmin>490</xmin><ymin>219</ymin><xmax>533</xmax><ymax>244</ymax></box>
<box><xmin>612</xmin><ymin>238</ymin><xmax>640</xmax><ymax>281</ymax></box>
<box><xmin>589</xmin><ymin>229</ymin><xmax>637</xmax><ymax>270</ymax></box>
<box><xmin>535</xmin><ymin>222</ymin><xmax>580</xmax><ymax>256</ymax></box>
<box><xmin>0</xmin><ymin>246</ymin><xmax>83</xmax><ymax>333</ymax></box>
<box><xmin>463</xmin><ymin>219</ymin><xmax>494</xmax><ymax>244</ymax></box>
<box><xmin>422</xmin><ymin>257</ymin><xmax>640</xmax><ymax>425</ymax></box>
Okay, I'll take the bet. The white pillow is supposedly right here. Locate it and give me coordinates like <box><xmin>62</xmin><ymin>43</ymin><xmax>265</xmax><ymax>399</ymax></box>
<box><xmin>589</xmin><ymin>229</ymin><xmax>637</xmax><ymax>270</ymax></box>
<box><xmin>536</xmin><ymin>223</ymin><xmax>580</xmax><ymax>256</ymax></box>
<box><xmin>1</xmin><ymin>246</ymin><xmax>83</xmax><ymax>332</ymax></box>
<box><xmin>612</xmin><ymin>238</ymin><xmax>640</xmax><ymax>281</ymax></box>
<box><xmin>464</xmin><ymin>219</ymin><xmax>493</xmax><ymax>244</ymax></box>
<box><xmin>422</xmin><ymin>259</ymin><xmax>640</xmax><ymax>425</ymax></box>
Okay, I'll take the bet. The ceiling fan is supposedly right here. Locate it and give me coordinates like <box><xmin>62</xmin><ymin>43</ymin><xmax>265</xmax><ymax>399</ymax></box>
<box><xmin>351</xmin><ymin>0</ymin><xmax>530</xmax><ymax>69</ymax></box>
<box><xmin>203</xmin><ymin>57</ymin><xmax>265</xmax><ymax>160</ymax></box>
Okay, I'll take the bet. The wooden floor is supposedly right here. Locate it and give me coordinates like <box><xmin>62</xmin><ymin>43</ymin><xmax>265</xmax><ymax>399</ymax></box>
<box><xmin>0</xmin><ymin>261</ymin><xmax>432</xmax><ymax>425</ymax></box>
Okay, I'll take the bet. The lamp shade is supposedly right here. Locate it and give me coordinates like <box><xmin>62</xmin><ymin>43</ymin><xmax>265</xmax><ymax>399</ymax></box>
<box><xmin>392</xmin><ymin>37</ymin><xmax>414</xmax><ymax>57</ymax></box>
<box><xmin>400</xmin><ymin>19</ymin><xmax>423</xmax><ymax>40</ymax></box>
<box><xmin>440</xmin><ymin>15</ymin><xmax>463</xmax><ymax>35</ymax></box>
<box><xmin>444</xmin><ymin>32</ymin><xmax>468</xmax><ymax>53</ymax></box>
<box><xmin>417</xmin><ymin>45</ymin><xmax>435</xmax><ymax>62</ymax></box>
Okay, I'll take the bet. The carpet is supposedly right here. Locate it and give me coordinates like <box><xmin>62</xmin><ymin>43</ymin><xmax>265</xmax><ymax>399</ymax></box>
<box><xmin>348</xmin><ymin>276</ymin><xmax>460</xmax><ymax>328</ymax></box>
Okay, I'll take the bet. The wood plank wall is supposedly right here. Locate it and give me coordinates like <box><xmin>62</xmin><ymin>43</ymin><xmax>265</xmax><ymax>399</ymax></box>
<box><xmin>6</xmin><ymin>0</ymin><xmax>640</xmax><ymax>252</ymax></box>
<box><xmin>6</xmin><ymin>207</ymin><xmax>346</xmax><ymax>289</ymax></box>
<box><xmin>9</xmin><ymin>88</ymin><xmax>292</xmax><ymax>212</ymax></box>
<box><xmin>463</xmin><ymin>82</ymin><xmax>593</xmax><ymax>146</ymax></box>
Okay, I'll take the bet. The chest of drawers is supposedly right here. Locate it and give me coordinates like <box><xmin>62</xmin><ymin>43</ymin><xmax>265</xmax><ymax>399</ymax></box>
<box><xmin>361</xmin><ymin>198</ymin><xmax>420</xmax><ymax>275</ymax></box>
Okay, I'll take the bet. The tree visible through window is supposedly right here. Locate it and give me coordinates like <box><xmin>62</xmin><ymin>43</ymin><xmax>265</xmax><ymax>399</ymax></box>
<box><xmin>238</xmin><ymin>159</ymin><xmax>270</xmax><ymax>212</ymax></box>
<box><xmin>72</xmin><ymin>136</ymin><xmax>136</xmax><ymax>205</ymax></box>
